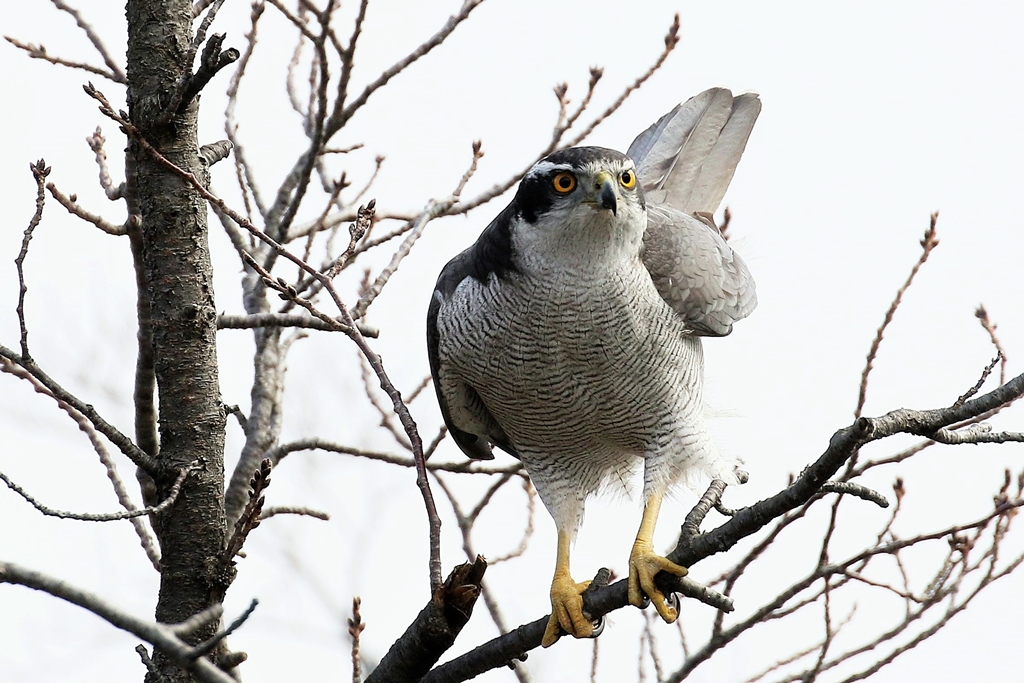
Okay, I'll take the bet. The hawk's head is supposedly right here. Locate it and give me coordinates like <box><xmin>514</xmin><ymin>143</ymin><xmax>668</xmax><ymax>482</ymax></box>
<box><xmin>510</xmin><ymin>147</ymin><xmax>647</xmax><ymax>270</ymax></box>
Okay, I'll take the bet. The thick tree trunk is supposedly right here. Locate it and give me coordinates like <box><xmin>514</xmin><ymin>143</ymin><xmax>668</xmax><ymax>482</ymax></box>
<box><xmin>125</xmin><ymin>1</ymin><xmax>227</xmax><ymax>680</ymax></box>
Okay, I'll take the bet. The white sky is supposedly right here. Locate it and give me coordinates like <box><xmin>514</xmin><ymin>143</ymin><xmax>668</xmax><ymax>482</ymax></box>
<box><xmin>1</xmin><ymin>1</ymin><xmax>1023</xmax><ymax>682</ymax></box>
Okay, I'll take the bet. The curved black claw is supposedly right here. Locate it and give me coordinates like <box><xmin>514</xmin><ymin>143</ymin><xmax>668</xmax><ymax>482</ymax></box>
<box><xmin>665</xmin><ymin>591</ymin><xmax>680</xmax><ymax>614</ymax></box>
<box><xmin>587</xmin><ymin>616</ymin><xmax>606</xmax><ymax>639</ymax></box>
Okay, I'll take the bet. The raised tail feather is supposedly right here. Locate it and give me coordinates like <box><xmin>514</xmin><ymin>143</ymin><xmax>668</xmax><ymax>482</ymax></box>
<box><xmin>627</xmin><ymin>88</ymin><xmax>761</xmax><ymax>216</ymax></box>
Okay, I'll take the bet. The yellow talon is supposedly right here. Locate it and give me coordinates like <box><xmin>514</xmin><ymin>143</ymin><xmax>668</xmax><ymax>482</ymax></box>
<box><xmin>628</xmin><ymin>541</ymin><xmax>687</xmax><ymax>622</ymax></box>
<box><xmin>542</xmin><ymin>529</ymin><xmax>596</xmax><ymax>647</ymax></box>
<box><xmin>628</xmin><ymin>493</ymin><xmax>687</xmax><ymax>623</ymax></box>
<box><xmin>542</xmin><ymin>575</ymin><xmax>593</xmax><ymax>647</ymax></box>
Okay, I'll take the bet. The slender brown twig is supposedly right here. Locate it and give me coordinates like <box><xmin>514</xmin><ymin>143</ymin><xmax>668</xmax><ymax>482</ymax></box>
<box><xmin>349</xmin><ymin>597</ymin><xmax>366</xmax><ymax>683</ymax></box>
<box><xmin>260</xmin><ymin>506</ymin><xmax>330</xmax><ymax>521</ymax></box>
<box><xmin>976</xmin><ymin>305</ymin><xmax>1008</xmax><ymax>385</ymax></box>
<box><xmin>49</xmin><ymin>0</ymin><xmax>127</xmax><ymax>81</ymax></box>
<box><xmin>0</xmin><ymin>356</ymin><xmax>161</xmax><ymax>569</ymax></box>
<box><xmin>46</xmin><ymin>182</ymin><xmax>125</xmax><ymax>235</ymax></box>
<box><xmin>855</xmin><ymin>213</ymin><xmax>940</xmax><ymax>418</ymax></box>
<box><xmin>4</xmin><ymin>36</ymin><xmax>123</xmax><ymax>82</ymax></box>
<box><xmin>0</xmin><ymin>465</ymin><xmax>191</xmax><ymax>522</ymax></box>
<box><xmin>16</xmin><ymin>160</ymin><xmax>49</xmax><ymax>361</ymax></box>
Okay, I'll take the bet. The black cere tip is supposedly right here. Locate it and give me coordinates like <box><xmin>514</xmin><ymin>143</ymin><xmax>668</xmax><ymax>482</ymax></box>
<box><xmin>599</xmin><ymin>180</ymin><xmax>617</xmax><ymax>215</ymax></box>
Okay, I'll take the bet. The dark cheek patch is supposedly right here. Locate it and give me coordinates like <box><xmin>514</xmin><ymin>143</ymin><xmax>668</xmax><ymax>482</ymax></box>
<box><xmin>516</xmin><ymin>174</ymin><xmax>556</xmax><ymax>224</ymax></box>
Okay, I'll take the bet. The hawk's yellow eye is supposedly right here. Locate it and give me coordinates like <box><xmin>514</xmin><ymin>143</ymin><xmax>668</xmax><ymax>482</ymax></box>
<box><xmin>619</xmin><ymin>169</ymin><xmax>636</xmax><ymax>189</ymax></box>
<box><xmin>552</xmin><ymin>172</ymin><xmax>577</xmax><ymax>194</ymax></box>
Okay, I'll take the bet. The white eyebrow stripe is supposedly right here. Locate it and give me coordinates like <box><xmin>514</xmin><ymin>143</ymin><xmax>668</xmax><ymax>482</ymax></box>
<box><xmin>525</xmin><ymin>161</ymin><xmax>574</xmax><ymax>178</ymax></box>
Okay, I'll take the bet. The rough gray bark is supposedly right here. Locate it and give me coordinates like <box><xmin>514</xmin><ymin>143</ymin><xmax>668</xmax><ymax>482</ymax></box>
<box><xmin>125</xmin><ymin>0</ymin><xmax>227</xmax><ymax>680</ymax></box>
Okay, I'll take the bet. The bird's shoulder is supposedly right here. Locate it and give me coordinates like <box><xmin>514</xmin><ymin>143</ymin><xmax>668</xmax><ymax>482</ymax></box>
<box><xmin>426</xmin><ymin>202</ymin><xmax>520</xmax><ymax>462</ymax></box>
<box><xmin>439</xmin><ymin>202</ymin><xmax>519</xmax><ymax>300</ymax></box>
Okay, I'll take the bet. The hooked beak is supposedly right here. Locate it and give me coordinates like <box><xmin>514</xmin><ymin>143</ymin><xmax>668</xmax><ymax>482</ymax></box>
<box><xmin>594</xmin><ymin>171</ymin><xmax>617</xmax><ymax>215</ymax></box>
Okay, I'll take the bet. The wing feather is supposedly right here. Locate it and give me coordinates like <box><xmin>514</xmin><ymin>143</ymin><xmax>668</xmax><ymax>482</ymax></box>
<box><xmin>642</xmin><ymin>208</ymin><xmax>756</xmax><ymax>336</ymax></box>
<box><xmin>629</xmin><ymin>88</ymin><xmax>760</xmax><ymax>336</ymax></box>
<box><xmin>427</xmin><ymin>218</ymin><xmax>519</xmax><ymax>460</ymax></box>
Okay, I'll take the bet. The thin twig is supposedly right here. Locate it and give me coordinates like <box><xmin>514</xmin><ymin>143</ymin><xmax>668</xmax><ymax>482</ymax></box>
<box><xmin>562</xmin><ymin>14</ymin><xmax>680</xmax><ymax>149</ymax></box>
<box><xmin>1</xmin><ymin>563</ymin><xmax>238</xmax><ymax>683</ymax></box>
<box><xmin>930</xmin><ymin>423</ymin><xmax>1024</xmax><ymax>445</ymax></box>
<box><xmin>954</xmin><ymin>354</ymin><xmax>1003</xmax><ymax>408</ymax></box>
<box><xmin>260</xmin><ymin>505</ymin><xmax>330</xmax><ymax>521</ymax></box>
<box><xmin>4</xmin><ymin>37</ymin><xmax>123</xmax><ymax>82</ymax></box>
<box><xmin>135</xmin><ymin>645</ymin><xmax>162</xmax><ymax>681</ymax></box>
<box><xmin>490</xmin><ymin>479</ymin><xmax>537</xmax><ymax>564</ymax></box>
<box><xmin>0</xmin><ymin>356</ymin><xmax>161</xmax><ymax>570</ymax></box>
<box><xmin>326</xmin><ymin>0</ymin><xmax>487</xmax><ymax>136</ymax></box>
<box><xmin>223</xmin><ymin>459</ymin><xmax>272</xmax><ymax>567</ymax></box>
<box><xmin>855</xmin><ymin>213</ymin><xmax>940</xmax><ymax>418</ymax></box>
<box><xmin>452</xmin><ymin>141</ymin><xmax>485</xmax><ymax>198</ymax></box>
<box><xmin>323</xmin><ymin>143</ymin><xmax>364</xmax><ymax>155</ymax></box>
<box><xmin>49</xmin><ymin>0</ymin><xmax>126</xmax><ymax>82</ymax></box>
<box><xmin>187</xmin><ymin>599</ymin><xmax>259</xmax><ymax>659</ymax></box>
<box><xmin>359</xmin><ymin>354</ymin><xmax>413</xmax><ymax>450</ymax></box>
<box><xmin>349</xmin><ymin>597</ymin><xmax>366</xmax><ymax>683</ymax></box>
<box><xmin>430</xmin><ymin>471</ymin><xmax>531</xmax><ymax>681</ymax></box>
<box><xmin>217</xmin><ymin>312</ymin><xmax>378</xmax><ymax>337</ymax></box>
<box><xmin>170</xmin><ymin>603</ymin><xmax>224</xmax><ymax>638</ymax></box>
<box><xmin>85</xmin><ymin>127</ymin><xmax>125</xmax><ymax>200</ymax></box>
<box><xmin>643</xmin><ymin>610</ymin><xmax>665</xmax><ymax>682</ymax></box>
<box><xmin>0</xmin><ymin>344</ymin><xmax>156</xmax><ymax>472</ymax></box>
<box><xmin>335</xmin><ymin>0</ymin><xmax>370</xmax><ymax>113</ymax></box>
<box><xmin>406</xmin><ymin>375</ymin><xmax>433</xmax><ymax>404</ymax></box>
<box><xmin>560</xmin><ymin>67</ymin><xmax>603</xmax><ymax>137</ymax></box>
<box><xmin>423</xmin><ymin>425</ymin><xmax>448</xmax><ymax>460</ymax></box>
<box><xmin>351</xmin><ymin>198</ymin><xmax>453</xmax><ymax>320</ymax></box>
<box><xmin>818</xmin><ymin>481</ymin><xmax>889</xmax><ymax>508</ymax></box>
<box><xmin>162</xmin><ymin>0</ymin><xmax>230</xmax><ymax>120</ymax></box>
<box><xmin>17</xmin><ymin>160</ymin><xmax>49</xmax><ymax>361</ymax></box>
<box><xmin>0</xmin><ymin>466</ymin><xmax>190</xmax><ymax>522</ymax></box>
<box><xmin>265</xmin><ymin>437</ymin><xmax>523</xmax><ymax>475</ymax></box>
<box><xmin>976</xmin><ymin>306</ymin><xmax>1008</xmax><ymax>385</ymax></box>
<box><xmin>224</xmin><ymin>1</ymin><xmax>268</xmax><ymax>222</ymax></box>
<box><xmin>46</xmin><ymin>182</ymin><xmax>126</xmax><ymax>235</ymax></box>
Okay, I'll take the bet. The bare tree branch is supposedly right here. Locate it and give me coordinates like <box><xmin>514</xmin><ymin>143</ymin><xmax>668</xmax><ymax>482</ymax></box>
<box><xmin>327</xmin><ymin>0</ymin><xmax>486</xmax><ymax>136</ymax></box>
<box><xmin>259</xmin><ymin>505</ymin><xmax>330</xmax><ymax>521</ymax></box>
<box><xmin>366</xmin><ymin>557</ymin><xmax>488</xmax><ymax>683</ymax></box>
<box><xmin>4</xmin><ymin>36</ymin><xmax>124</xmax><ymax>82</ymax></box>
<box><xmin>0</xmin><ymin>562</ymin><xmax>239</xmax><ymax>683</ymax></box>
<box><xmin>421</xmin><ymin>370</ymin><xmax>1024</xmax><ymax>682</ymax></box>
<box><xmin>85</xmin><ymin>86</ymin><xmax>448</xmax><ymax>591</ymax></box>
<box><xmin>265</xmin><ymin>437</ymin><xmax>524</xmax><ymax>475</ymax></box>
<box><xmin>46</xmin><ymin>181</ymin><xmax>126</xmax><ymax>235</ymax></box>
<box><xmin>49</xmin><ymin>0</ymin><xmax>126</xmax><ymax>82</ymax></box>
<box><xmin>0</xmin><ymin>344</ymin><xmax>157</xmax><ymax>472</ymax></box>
<box><xmin>0</xmin><ymin>356</ymin><xmax>161</xmax><ymax>570</ymax></box>
<box><xmin>217</xmin><ymin>311</ymin><xmax>378</xmax><ymax>337</ymax></box>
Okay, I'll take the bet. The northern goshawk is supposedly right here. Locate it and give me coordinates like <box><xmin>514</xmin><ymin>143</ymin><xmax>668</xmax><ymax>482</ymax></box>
<box><xmin>427</xmin><ymin>88</ymin><xmax>759</xmax><ymax>646</ymax></box>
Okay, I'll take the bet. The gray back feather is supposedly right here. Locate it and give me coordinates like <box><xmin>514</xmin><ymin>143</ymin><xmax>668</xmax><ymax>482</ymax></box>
<box><xmin>629</xmin><ymin>88</ymin><xmax>760</xmax><ymax>336</ymax></box>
